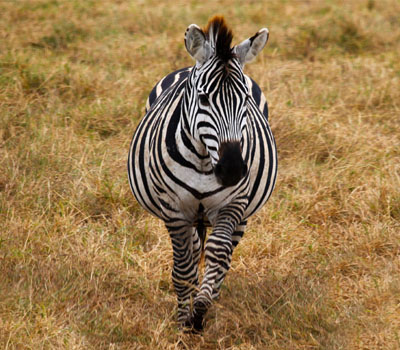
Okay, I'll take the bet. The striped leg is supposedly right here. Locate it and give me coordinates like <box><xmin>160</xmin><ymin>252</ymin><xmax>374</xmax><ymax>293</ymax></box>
<box><xmin>192</xmin><ymin>227</ymin><xmax>204</xmax><ymax>284</ymax></box>
<box><xmin>191</xmin><ymin>202</ymin><xmax>246</xmax><ymax>331</ymax></box>
<box><xmin>211</xmin><ymin>221</ymin><xmax>247</xmax><ymax>300</ymax></box>
<box><xmin>166</xmin><ymin>221</ymin><xmax>202</xmax><ymax>325</ymax></box>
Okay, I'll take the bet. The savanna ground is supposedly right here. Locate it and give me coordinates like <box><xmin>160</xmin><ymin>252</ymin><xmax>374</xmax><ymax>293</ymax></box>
<box><xmin>1</xmin><ymin>0</ymin><xmax>399</xmax><ymax>349</ymax></box>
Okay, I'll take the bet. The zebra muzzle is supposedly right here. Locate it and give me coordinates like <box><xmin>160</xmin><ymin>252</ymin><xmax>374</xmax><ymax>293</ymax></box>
<box><xmin>214</xmin><ymin>141</ymin><xmax>247</xmax><ymax>187</ymax></box>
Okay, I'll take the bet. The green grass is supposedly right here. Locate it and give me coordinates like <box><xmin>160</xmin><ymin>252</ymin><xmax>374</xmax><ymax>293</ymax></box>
<box><xmin>1</xmin><ymin>0</ymin><xmax>400</xmax><ymax>349</ymax></box>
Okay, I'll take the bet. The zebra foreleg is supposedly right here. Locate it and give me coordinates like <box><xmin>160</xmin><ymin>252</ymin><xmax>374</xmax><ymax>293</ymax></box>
<box><xmin>167</xmin><ymin>222</ymin><xmax>201</xmax><ymax>325</ymax></box>
<box><xmin>190</xmin><ymin>204</ymin><xmax>246</xmax><ymax>331</ymax></box>
<box><xmin>211</xmin><ymin>221</ymin><xmax>247</xmax><ymax>300</ymax></box>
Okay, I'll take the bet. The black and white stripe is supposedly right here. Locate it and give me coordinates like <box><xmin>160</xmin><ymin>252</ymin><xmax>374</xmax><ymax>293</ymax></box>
<box><xmin>128</xmin><ymin>17</ymin><xmax>277</xmax><ymax>331</ymax></box>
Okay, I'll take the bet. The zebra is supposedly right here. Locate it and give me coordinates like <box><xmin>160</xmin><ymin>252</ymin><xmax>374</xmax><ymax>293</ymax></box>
<box><xmin>128</xmin><ymin>16</ymin><xmax>277</xmax><ymax>331</ymax></box>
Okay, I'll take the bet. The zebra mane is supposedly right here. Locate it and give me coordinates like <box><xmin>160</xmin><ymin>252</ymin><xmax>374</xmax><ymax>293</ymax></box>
<box><xmin>203</xmin><ymin>15</ymin><xmax>235</xmax><ymax>63</ymax></box>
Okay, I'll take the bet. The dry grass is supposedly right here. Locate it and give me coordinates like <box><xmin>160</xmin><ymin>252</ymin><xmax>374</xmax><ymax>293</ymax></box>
<box><xmin>1</xmin><ymin>0</ymin><xmax>399</xmax><ymax>349</ymax></box>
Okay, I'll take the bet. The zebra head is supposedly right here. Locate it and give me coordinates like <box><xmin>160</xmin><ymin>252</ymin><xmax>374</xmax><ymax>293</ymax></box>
<box><xmin>184</xmin><ymin>16</ymin><xmax>269</xmax><ymax>187</ymax></box>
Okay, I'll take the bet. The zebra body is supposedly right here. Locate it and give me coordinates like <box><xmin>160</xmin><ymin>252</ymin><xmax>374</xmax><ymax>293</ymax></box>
<box><xmin>128</xmin><ymin>16</ymin><xmax>277</xmax><ymax>331</ymax></box>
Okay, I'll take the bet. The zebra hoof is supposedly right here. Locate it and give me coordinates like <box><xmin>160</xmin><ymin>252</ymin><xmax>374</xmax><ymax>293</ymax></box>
<box><xmin>181</xmin><ymin>318</ymin><xmax>195</xmax><ymax>332</ymax></box>
<box><xmin>192</xmin><ymin>300</ymin><xmax>208</xmax><ymax>332</ymax></box>
<box><xmin>180</xmin><ymin>315</ymin><xmax>203</xmax><ymax>334</ymax></box>
<box><xmin>191</xmin><ymin>314</ymin><xmax>204</xmax><ymax>333</ymax></box>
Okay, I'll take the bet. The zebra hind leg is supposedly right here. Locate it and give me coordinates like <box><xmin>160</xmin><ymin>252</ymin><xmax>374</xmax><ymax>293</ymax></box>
<box><xmin>166</xmin><ymin>222</ymin><xmax>200</xmax><ymax>326</ymax></box>
<box><xmin>180</xmin><ymin>225</ymin><xmax>205</xmax><ymax>331</ymax></box>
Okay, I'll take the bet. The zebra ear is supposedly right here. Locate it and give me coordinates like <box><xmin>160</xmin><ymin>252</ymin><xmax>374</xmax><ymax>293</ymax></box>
<box><xmin>185</xmin><ymin>24</ymin><xmax>212</xmax><ymax>65</ymax></box>
<box><xmin>234</xmin><ymin>28</ymin><xmax>269</xmax><ymax>66</ymax></box>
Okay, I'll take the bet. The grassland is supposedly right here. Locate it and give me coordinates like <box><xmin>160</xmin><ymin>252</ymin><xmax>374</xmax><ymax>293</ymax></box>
<box><xmin>1</xmin><ymin>0</ymin><xmax>399</xmax><ymax>349</ymax></box>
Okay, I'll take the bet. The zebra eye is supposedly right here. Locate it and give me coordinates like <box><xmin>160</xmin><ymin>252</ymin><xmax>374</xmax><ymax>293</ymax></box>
<box><xmin>199</xmin><ymin>94</ymin><xmax>210</xmax><ymax>107</ymax></box>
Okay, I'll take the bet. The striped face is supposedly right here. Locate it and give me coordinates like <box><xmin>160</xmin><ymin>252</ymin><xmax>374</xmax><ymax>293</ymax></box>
<box><xmin>188</xmin><ymin>56</ymin><xmax>249</xmax><ymax>186</ymax></box>
<box><xmin>184</xmin><ymin>18</ymin><xmax>269</xmax><ymax>187</ymax></box>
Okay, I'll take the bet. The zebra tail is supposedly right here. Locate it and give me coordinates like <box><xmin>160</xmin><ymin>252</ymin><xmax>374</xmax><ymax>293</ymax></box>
<box><xmin>197</xmin><ymin>219</ymin><xmax>207</xmax><ymax>263</ymax></box>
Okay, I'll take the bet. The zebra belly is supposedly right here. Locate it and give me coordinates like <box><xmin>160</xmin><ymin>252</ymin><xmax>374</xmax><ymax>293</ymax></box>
<box><xmin>148</xmin><ymin>156</ymin><xmax>250</xmax><ymax>224</ymax></box>
<box><xmin>129</xmin><ymin>114</ymin><xmax>250</xmax><ymax>224</ymax></box>
<box><xmin>129</xmin><ymin>121</ymin><xmax>276</xmax><ymax>226</ymax></box>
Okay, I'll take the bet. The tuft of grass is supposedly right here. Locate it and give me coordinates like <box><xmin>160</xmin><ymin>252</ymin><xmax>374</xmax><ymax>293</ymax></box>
<box><xmin>1</xmin><ymin>0</ymin><xmax>400</xmax><ymax>349</ymax></box>
<box><xmin>32</xmin><ymin>22</ymin><xmax>88</xmax><ymax>50</ymax></box>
